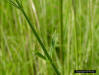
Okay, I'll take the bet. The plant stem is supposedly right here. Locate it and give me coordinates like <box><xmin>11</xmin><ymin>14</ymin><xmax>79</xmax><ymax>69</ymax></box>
<box><xmin>20</xmin><ymin>8</ymin><xmax>60</xmax><ymax>75</ymax></box>
<box><xmin>72</xmin><ymin>0</ymin><xmax>78</xmax><ymax>70</ymax></box>
<box><xmin>60</xmin><ymin>0</ymin><xmax>64</xmax><ymax>74</ymax></box>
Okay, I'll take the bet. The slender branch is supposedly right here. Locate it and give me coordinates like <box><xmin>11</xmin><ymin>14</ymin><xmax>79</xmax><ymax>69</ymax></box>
<box><xmin>9</xmin><ymin>0</ymin><xmax>60</xmax><ymax>75</ymax></box>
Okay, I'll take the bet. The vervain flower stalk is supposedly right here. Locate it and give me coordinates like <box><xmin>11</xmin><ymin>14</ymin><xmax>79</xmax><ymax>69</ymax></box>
<box><xmin>8</xmin><ymin>0</ymin><xmax>60</xmax><ymax>74</ymax></box>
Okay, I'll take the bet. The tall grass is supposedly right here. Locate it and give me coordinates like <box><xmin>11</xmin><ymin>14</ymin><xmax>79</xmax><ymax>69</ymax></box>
<box><xmin>72</xmin><ymin>0</ymin><xmax>79</xmax><ymax>70</ymax></box>
<box><xmin>0</xmin><ymin>0</ymin><xmax>99</xmax><ymax>75</ymax></box>
<box><xmin>59</xmin><ymin>0</ymin><xmax>64</xmax><ymax>74</ymax></box>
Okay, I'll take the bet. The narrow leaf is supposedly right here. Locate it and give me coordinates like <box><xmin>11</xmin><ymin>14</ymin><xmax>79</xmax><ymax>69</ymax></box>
<box><xmin>35</xmin><ymin>52</ymin><xmax>46</xmax><ymax>60</ymax></box>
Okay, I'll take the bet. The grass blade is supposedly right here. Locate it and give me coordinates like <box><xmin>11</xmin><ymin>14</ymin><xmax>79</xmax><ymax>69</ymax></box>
<box><xmin>59</xmin><ymin>0</ymin><xmax>64</xmax><ymax>74</ymax></box>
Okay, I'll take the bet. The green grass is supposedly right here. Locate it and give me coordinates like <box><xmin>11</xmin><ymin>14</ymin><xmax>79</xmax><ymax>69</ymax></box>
<box><xmin>0</xmin><ymin>0</ymin><xmax>99</xmax><ymax>75</ymax></box>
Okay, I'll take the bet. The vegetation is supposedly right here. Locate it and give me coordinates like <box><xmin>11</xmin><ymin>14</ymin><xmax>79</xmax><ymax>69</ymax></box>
<box><xmin>0</xmin><ymin>0</ymin><xmax>99</xmax><ymax>75</ymax></box>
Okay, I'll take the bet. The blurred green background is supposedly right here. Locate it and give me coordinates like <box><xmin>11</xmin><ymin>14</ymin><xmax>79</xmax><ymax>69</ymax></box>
<box><xmin>0</xmin><ymin>0</ymin><xmax>99</xmax><ymax>75</ymax></box>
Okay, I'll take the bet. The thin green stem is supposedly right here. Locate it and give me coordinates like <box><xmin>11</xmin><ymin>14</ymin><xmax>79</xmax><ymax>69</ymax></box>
<box><xmin>21</xmin><ymin>8</ymin><xmax>60</xmax><ymax>75</ymax></box>
<box><xmin>9</xmin><ymin>0</ymin><xmax>60</xmax><ymax>74</ymax></box>
<box><xmin>60</xmin><ymin>0</ymin><xmax>64</xmax><ymax>74</ymax></box>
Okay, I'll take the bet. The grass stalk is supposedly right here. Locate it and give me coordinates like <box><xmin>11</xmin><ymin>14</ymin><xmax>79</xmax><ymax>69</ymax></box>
<box><xmin>59</xmin><ymin>0</ymin><xmax>64</xmax><ymax>74</ymax></box>
<box><xmin>9</xmin><ymin>0</ymin><xmax>60</xmax><ymax>75</ymax></box>
<box><xmin>72</xmin><ymin>0</ymin><xmax>79</xmax><ymax>70</ymax></box>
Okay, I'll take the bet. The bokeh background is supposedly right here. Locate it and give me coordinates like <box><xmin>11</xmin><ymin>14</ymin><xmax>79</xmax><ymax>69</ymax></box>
<box><xmin>0</xmin><ymin>0</ymin><xmax>99</xmax><ymax>75</ymax></box>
